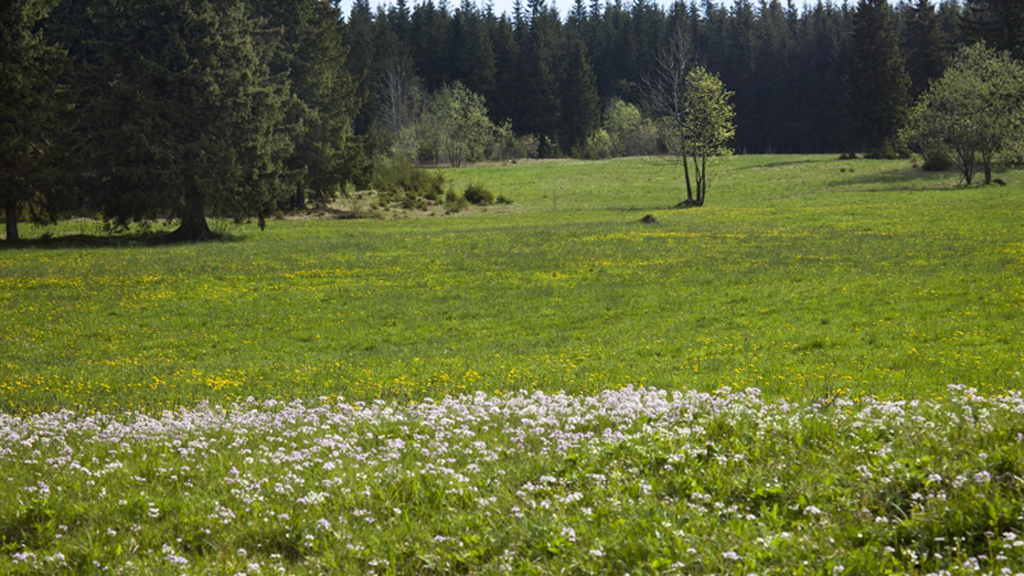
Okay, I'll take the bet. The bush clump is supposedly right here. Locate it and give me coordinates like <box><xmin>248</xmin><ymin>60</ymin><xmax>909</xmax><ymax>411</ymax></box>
<box><xmin>463</xmin><ymin>184</ymin><xmax>494</xmax><ymax>206</ymax></box>
<box><xmin>370</xmin><ymin>155</ymin><xmax>444</xmax><ymax>202</ymax></box>
<box><xmin>921</xmin><ymin>146</ymin><xmax>954</xmax><ymax>171</ymax></box>
<box><xmin>445</xmin><ymin>190</ymin><xmax>469</xmax><ymax>213</ymax></box>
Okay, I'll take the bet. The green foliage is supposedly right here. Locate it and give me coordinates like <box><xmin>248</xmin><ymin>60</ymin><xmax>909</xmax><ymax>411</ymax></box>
<box><xmin>0</xmin><ymin>0</ymin><xmax>73</xmax><ymax>242</ymax></box>
<box><xmin>369</xmin><ymin>155</ymin><xmax>445</xmax><ymax>205</ymax></box>
<box><xmin>902</xmin><ymin>43</ymin><xmax>1024</xmax><ymax>185</ymax></box>
<box><xmin>579</xmin><ymin>129</ymin><xmax>614</xmax><ymax>159</ymax></box>
<box><xmin>603</xmin><ymin>99</ymin><xmax>659</xmax><ymax>157</ymax></box>
<box><xmin>677</xmin><ymin>66</ymin><xmax>736</xmax><ymax>206</ymax></box>
<box><xmin>463</xmin><ymin>183</ymin><xmax>494</xmax><ymax>206</ymax></box>
<box><xmin>920</xmin><ymin>145</ymin><xmax>954</xmax><ymax>172</ymax></box>
<box><xmin>847</xmin><ymin>0</ymin><xmax>912</xmax><ymax>156</ymax></box>
<box><xmin>247</xmin><ymin>0</ymin><xmax>366</xmax><ymax>210</ymax></box>
<box><xmin>961</xmin><ymin>0</ymin><xmax>1024</xmax><ymax>60</ymax></box>
<box><xmin>419</xmin><ymin>82</ymin><xmax>499</xmax><ymax>167</ymax></box>
<box><xmin>903</xmin><ymin>0</ymin><xmax>951</xmax><ymax>99</ymax></box>
<box><xmin>558</xmin><ymin>28</ymin><xmax>601</xmax><ymax>152</ymax></box>
<box><xmin>444</xmin><ymin>189</ymin><xmax>469</xmax><ymax>213</ymax></box>
<box><xmin>71</xmin><ymin>0</ymin><xmax>296</xmax><ymax>241</ymax></box>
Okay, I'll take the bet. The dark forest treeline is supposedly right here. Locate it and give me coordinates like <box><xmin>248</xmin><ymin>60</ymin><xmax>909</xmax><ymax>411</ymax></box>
<box><xmin>343</xmin><ymin>0</ymin><xmax>968</xmax><ymax>155</ymax></box>
<box><xmin>3</xmin><ymin>0</ymin><xmax>1021</xmax><ymax>241</ymax></box>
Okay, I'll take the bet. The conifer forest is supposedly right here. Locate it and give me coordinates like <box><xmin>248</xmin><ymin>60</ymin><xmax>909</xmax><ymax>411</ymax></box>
<box><xmin>2</xmin><ymin>0</ymin><xmax>1022</xmax><ymax>239</ymax></box>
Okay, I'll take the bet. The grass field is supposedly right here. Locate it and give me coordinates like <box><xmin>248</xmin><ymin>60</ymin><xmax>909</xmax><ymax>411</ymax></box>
<box><xmin>2</xmin><ymin>155</ymin><xmax>1021</xmax><ymax>414</ymax></box>
<box><xmin>2</xmin><ymin>154</ymin><xmax>1024</xmax><ymax>573</ymax></box>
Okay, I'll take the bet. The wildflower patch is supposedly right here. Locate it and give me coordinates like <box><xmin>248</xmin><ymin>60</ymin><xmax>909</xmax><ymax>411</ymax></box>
<box><xmin>2</xmin><ymin>385</ymin><xmax>1024</xmax><ymax>573</ymax></box>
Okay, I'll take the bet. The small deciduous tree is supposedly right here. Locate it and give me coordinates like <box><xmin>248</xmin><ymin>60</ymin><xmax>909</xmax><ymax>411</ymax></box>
<box><xmin>603</xmin><ymin>99</ymin><xmax>659</xmax><ymax>157</ymax></box>
<box><xmin>375</xmin><ymin>55</ymin><xmax>425</xmax><ymax>156</ymax></box>
<box><xmin>419</xmin><ymin>82</ymin><xmax>497</xmax><ymax>167</ymax></box>
<box><xmin>677</xmin><ymin>66</ymin><xmax>736</xmax><ymax>207</ymax></box>
<box><xmin>902</xmin><ymin>43</ymin><xmax>1024</xmax><ymax>185</ymax></box>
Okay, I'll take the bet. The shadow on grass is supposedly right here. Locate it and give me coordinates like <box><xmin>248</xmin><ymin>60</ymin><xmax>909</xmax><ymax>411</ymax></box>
<box><xmin>734</xmin><ymin>156</ymin><xmax>823</xmax><ymax>170</ymax></box>
<box><xmin>824</xmin><ymin>166</ymin><xmax>965</xmax><ymax>191</ymax></box>
<box><xmin>0</xmin><ymin>230</ymin><xmax>246</xmax><ymax>250</ymax></box>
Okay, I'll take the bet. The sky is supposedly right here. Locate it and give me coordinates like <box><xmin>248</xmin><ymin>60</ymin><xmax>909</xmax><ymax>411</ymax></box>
<box><xmin>336</xmin><ymin>0</ymin><xmax>822</xmax><ymax>22</ymax></box>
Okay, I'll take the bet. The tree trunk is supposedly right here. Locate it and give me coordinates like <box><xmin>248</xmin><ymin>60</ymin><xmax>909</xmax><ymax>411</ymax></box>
<box><xmin>169</xmin><ymin>185</ymin><xmax>218</xmax><ymax>241</ymax></box>
<box><xmin>4</xmin><ymin>199</ymin><xmax>18</xmax><ymax>242</ymax></box>
<box><xmin>693</xmin><ymin>154</ymin><xmax>706</xmax><ymax>207</ymax></box>
<box><xmin>682</xmin><ymin>155</ymin><xmax>693</xmax><ymax>203</ymax></box>
<box><xmin>292</xmin><ymin>187</ymin><xmax>306</xmax><ymax>210</ymax></box>
<box><xmin>700</xmin><ymin>156</ymin><xmax>707</xmax><ymax>206</ymax></box>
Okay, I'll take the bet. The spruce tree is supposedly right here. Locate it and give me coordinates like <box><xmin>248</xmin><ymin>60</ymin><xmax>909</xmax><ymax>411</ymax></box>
<box><xmin>961</xmin><ymin>0</ymin><xmax>1024</xmax><ymax>59</ymax></box>
<box><xmin>509</xmin><ymin>0</ymin><xmax>561</xmax><ymax>151</ymax></box>
<box><xmin>76</xmin><ymin>0</ymin><xmax>295</xmax><ymax>241</ymax></box>
<box><xmin>846</xmin><ymin>0</ymin><xmax>911</xmax><ymax>156</ymax></box>
<box><xmin>792</xmin><ymin>0</ymin><xmax>852</xmax><ymax>153</ymax></box>
<box><xmin>487</xmin><ymin>14</ymin><xmax>517</xmax><ymax>125</ymax></box>
<box><xmin>749</xmin><ymin>0</ymin><xmax>795</xmax><ymax>152</ymax></box>
<box><xmin>345</xmin><ymin>0</ymin><xmax>377</xmax><ymax>133</ymax></box>
<box><xmin>904</xmin><ymin>0</ymin><xmax>950</xmax><ymax>99</ymax></box>
<box><xmin>559</xmin><ymin>28</ymin><xmax>602</xmax><ymax>152</ymax></box>
<box><xmin>410</xmin><ymin>0</ymin><xmax>451</xmax><ymax>91</ymax></box>
<box><xmin>1</xmin><ymin>0</ymin><xmax>74</xmax><ymax>242</ymax></box>
<box><xmin>250</xmin><ymin>0</ymin><xmax>366</xmax><ymax>209</ymax></box>
<box><xmin>452</xmin><ymin>1</ymin><xmax>498</xmax><ymax>101</ymax></box>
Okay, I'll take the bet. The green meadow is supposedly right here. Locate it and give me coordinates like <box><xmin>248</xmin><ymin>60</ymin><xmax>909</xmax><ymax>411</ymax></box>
<box><xmin>4</xmin><ymin>155</ymin><xmax>1024</xmax><ymax>574</ymax></box>
<box><xmin>2</xmin><ymin>155</ymin><xmax>1023</xmax><ymax>415</ymax></box>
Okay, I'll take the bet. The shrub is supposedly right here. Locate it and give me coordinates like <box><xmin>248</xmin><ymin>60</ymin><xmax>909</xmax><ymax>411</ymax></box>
<box><xmin>370</xmin><ymin>155</ymin><xmax>445</xmax><ymax>202</ymax></box>
<box><xmin>444</xmin><ymin>190</ymin><xmax>468</xmax><ymax>213</ymax></box>
<box><xmin>463</xmin><ymin>184</ymin><xmax>494</xmax><ymax>205</ymax></box>
<box><xmin>921</xmin><ymin>146</ymin><xmax>954</xmax><ymax>171</ymax></box>
<box><xmin>510</xmin><ymin>134</ymin><xmax>540</xmax><ymax>160</ymax></box>
<box><xmin>604</xmin><ymin>99</ymin><xmax>660</xmax><ymax>157</ymax></box>
<box><xmin>580</xmin><ymin>129</ymin><xmax>613</xmax><ymax>159</ymax></box>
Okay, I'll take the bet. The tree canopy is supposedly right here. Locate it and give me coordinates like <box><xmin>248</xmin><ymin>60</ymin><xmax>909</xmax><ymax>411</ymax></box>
<box><xmin>419</xmin><ymin>81</ymin><xmax>498</xmax><ymax>167</ymax></box>
<box><xmin>71</xmin><ymin>0</ymin><xmax>296</xmax><ymax>241</ymax></box>
<box><xmin>1</xmin><ymin>0</ymin><xmax>72</xmax><ymax>242</ymax></box>
<box><xmin>6</xmin><ymin>0</ymin><xmax>367</xmax><ymax>242</ymax></box>
<box><xmin>3</xmin><ymin>0</ymin><xmax>1014</xmax><ymax>240</ymax></box>
<box><xmin>902</xmin><ymin>42</ymin><xmax>1024</xmax><ymax>184</ymax></box>
<box><xmin>678</xmin><ymin>66</ymin><xmax>736</xmax><ymax>206</ymax></box>
<box><xmin>847</xmin><ymin>0</ymin><xmax>912</xmax><ymax>156</ymax></box>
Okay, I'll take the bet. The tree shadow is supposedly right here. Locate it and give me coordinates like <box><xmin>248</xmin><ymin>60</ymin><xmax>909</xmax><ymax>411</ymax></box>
<box><xmin>823</xmin><ymin>166</ymin><xmax>964</xmax><ymax>191</ymax></box>
<box><xmin>734</xmin><ymin>156</ymin><xmax>823</xmax><ymax>170</ymax></box>
<box><xmin>0</xmin><ymin>230</ymin><xmax>244</xmax><ymax>250</ymax></box>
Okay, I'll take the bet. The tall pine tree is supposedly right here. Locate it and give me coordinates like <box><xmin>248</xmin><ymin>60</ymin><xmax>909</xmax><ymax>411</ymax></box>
<box><xmin>961</xmin><ymin>0</ymin><xmax>1024</xmax><ymax>59</ymax></box>
<box><xmin>250</xmin><ymin>0</ymin><xmax>366</xmax><ymax>209</ymax></box>
<box><xmin>76</xmin><ymin>0</ymin><xmax>295</xmax><ymax>240</ymax></box>
<box><xmin>1</xmin><ymin>0</ymin><xmax>73</xmax><ymax>241</ymax></box>
<box><xmin>904</xmin><ymin>0</ymin><xmax>950</xmax><ymax>99</ymax></box>
<box><xmin>847</xmin><ymin>0</ymin><xmax>911</xmax><ymax>156</ymax></box>
<box><xmin>559</xmin><ymin>28</ymin><xmax>601</xmax><ymax>152</ymax></box>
